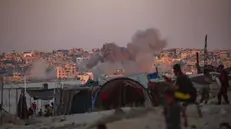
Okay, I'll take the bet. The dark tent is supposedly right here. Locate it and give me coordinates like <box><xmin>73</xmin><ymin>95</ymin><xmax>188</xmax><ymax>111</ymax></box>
<box><xmin>26</xmin><ymin>89</ymin><xmax>55</xmax><ymax>100</ymax></box>
<box><xmin>94</xmin><ymin>78</ymin><xmax>149</xmax><ymax>110</ymax></box>
<box><xmin>17</xmin><ymin>91</ymin><xmax>29</xmax><ymax>119</ymax></box>
<box><xmin>55</xmin><ymin>87</ymin><xmax>93</xmax><ymax>115</ymax></box>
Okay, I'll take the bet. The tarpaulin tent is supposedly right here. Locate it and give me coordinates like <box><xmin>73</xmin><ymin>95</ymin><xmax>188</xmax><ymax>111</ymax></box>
<box><xmin>147</xmin><ymin>72</ymin><xmax>159</xmax><ymax>79</ymax></box>
<box><xmin>26</xmin><ymin>89</ymin><xmax>55</xmax><ymax>100</ymax></box>
<box><xmin>55</xmin><ymin>87</ymin><xmax>94</xmax><ymax>115</ymax></box>
<box><xmin>94</xmin><ymin>78</ymin><xmax>150</xmax><ymax>110</ymax></box>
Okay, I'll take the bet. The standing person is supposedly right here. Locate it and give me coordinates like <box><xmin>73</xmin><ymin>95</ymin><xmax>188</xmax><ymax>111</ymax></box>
<box><xmin>97</xmin><ymin>123</ymin><xmax>107</xmax><ymax>129</ymax></box>
<box><xmin>217</xmin><ymin>64</ymin><xmax>230</xmax><ymax>105</ymax></box>
<box><xmin>31</xmin><ymin>102</ymin><xmax>37</xmax><ymax>115</ymax></box>
<box><xmin>50</xmin><ymin>102</ymin><xmax>55</xmax><ymax>116</ymax></box>
<box><xmin>163</xmin><ymin>64</ymin><xmax>202</xmax><ymax>118</ymax></box>
<box><xmin>163</xmin><ymin>88</ymin><xmax>188</xmax><ymax>129</ymax></box>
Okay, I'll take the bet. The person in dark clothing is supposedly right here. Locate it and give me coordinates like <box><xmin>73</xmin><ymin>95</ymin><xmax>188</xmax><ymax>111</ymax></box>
<box><xmin>163</xmin><ymin>89</ymin><xmax>188</xmax><ymax>129</ymax></box>
<box><xmin>37</xmin><ymin>109</ymin><xmax>43</xmax><ymax>117</ymax></box>
<box><xmin>97</xmin><ymin>123</ymin><xmax>107</xmax><ymax>129</ymax></box>
<box><xmin>163</xmin><ymin>64</ymin><xmax>202</xmax><ymax>118</ymax></box>
<box><xmin>163</xmin><ymin>64</ymin><xmax>197</xmax><ymax>104</ymax></box>
<box><xmin>217</xmin><ymin>64</ymin><xmax>230</xmax><ymax>105</ymax></box>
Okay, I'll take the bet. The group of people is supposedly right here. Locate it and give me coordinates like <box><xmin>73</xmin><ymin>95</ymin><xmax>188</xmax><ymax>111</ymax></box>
<box><xmin>27</xmin><ymin>102</ymin><xmax>55</xmax><ymax>117</ymax></box>
<box><xmin>37</xmin><ymin>102</ymin><xmax>55</xmax><ymax>117</ymax></box>
<box><xmin>162</xmin><ymin>64</ymin><xmax>230</xmax><ymax>129</ymax></box>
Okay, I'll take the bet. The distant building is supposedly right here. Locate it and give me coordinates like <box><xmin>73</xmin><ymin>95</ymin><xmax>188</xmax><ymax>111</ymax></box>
<box><xmin>23</xmin><ymin>52</ymin><xmax>33</xmax><ymax>58</ymax></box>
<box><xmin>56</xmin><ymin>64</ymin><xmax>76</xmax><ymax>79</ymax></box>
<box><xmin>76</xmin><ymin>57</ymin><xmax>89</xmax><ymax>64</ymax></box>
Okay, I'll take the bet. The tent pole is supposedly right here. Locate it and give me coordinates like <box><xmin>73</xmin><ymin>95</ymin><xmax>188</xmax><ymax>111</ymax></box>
<box><xmin>123</xmin><ymin>83</ymin><xmax>126</xmax><ymax>107</ymax></box>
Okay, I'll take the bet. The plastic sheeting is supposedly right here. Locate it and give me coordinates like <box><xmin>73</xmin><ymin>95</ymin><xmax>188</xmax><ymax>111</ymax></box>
<box><xmin>26</xmin><ymin>89</ymin><xmax>54</xmax><ymax>100</ymax></box>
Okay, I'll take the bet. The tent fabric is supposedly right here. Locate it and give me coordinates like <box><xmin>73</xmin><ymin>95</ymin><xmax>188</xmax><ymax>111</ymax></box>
<box><xmin>98</xmin><ymin>73</ymin><xmax>150</xmax><ymax>89</ymax></box>
<box><xmin>81</xmin><ymin>79</ymin><xmax>99</xmax><ymax>87</ymax></box>
<box><xmin>148</xmin><ymin>72</ymin><xmax>159</xmax><ymax>79</ymax></box>
<box><xmin>17</xmin><ymin>94</ymin><xmax>29</xmax><ymax>119</ymax></box>
<box><xmin>26</xmin><ymin>89</ymin><xmax>54</xmax><ymax>100</ymax></box>
<box><xmin>56</xmin><ymin>88</ymin><xmax>93</xmax><ymax>115</ymax></box>
<box><xmin>95</xmin><ymin>78</ymin><xmax>150</xmax><ymax>109</ymax></box>
<box><xmin>70</xmin><ymin>90</ymin><xmax>92</xmax><ymax>114</ymax></box>
<box><xmin>189</xmin><ymin>74</ymin><xmax>214</xmax><ymax>85</ymax></box>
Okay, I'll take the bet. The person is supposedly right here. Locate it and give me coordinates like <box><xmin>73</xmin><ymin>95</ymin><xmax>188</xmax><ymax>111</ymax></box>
<box><xmin>97</xmin><ymin>123</ymin><xmax>107</xmax><ymax>129</ymax></box>
<box><xmin>37</xmin><ymin>109</ymin><xmax>43</xmax><ymax>117</ymax></box>
<box><xmin>31</xmin><ymin>102</ymin><xmax>37</xmax><ymax>114</ymax></box>
<box><xmin>44</xmin><ymin>104</ymin><xmax>51</xmax><ymax>117</ymax></box>
<box><xmin>217</xmin><ymin>64</ymin><xmax>230</xmax><ymax>105</ymax></box>
<box><xmin>163</xmin><ymin>88</ymin><xmax>188</xmax><ymax>129</ymax></box>
<box><xmin>163</xmin><ymin>64</ymin><xmax>202</xmax><ymax>118</ymax></box>
<box><xmin>50</xmin><ymin>102</ymin><xmax>55</xmax><ymax>116</ymax></box>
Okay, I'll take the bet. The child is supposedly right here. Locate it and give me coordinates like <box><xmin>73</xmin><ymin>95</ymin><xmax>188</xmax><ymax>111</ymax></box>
<box><xmin>163</xmin><ymin>89</ymin><xmax>188</xmax><ymax>129</ymax></box>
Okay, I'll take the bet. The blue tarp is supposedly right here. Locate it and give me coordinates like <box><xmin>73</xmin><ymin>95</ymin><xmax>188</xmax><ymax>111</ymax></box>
<box><xmin>147</xmin><ymin>72</ymin><xmax>159</xmax><ymax>79</ymax></box>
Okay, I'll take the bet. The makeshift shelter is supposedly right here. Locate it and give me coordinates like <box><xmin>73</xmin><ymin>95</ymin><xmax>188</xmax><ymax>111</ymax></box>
<box><xmin>94</xmin><ymin>78</ymin><xmax>150</xmax><ymax>110</ymax></box>
<box><xmin>17</xmin><ymin>90</ymin><xmax>29</xmax><ymax>119</ymax></box>
<box><xmin>55</xmin><ymin>87</ymin><xmax>93</xmax><ymax>115</ymax></box>
<box><xmin>26</xmin><ymin>89</ymin><xmax>55</xmax><ymax>100</ymax></box>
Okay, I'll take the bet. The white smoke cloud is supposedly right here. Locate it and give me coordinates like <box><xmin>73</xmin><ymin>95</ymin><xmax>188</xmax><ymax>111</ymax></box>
<box><xmin>29</xmin><ymin>59</ymin><xmax>56</xmax><ymax>80</ymax></box>
<box><xmin>80</xmin><ymin>28</ymin><xmax>167</xmax><ymax>79</ymax></box>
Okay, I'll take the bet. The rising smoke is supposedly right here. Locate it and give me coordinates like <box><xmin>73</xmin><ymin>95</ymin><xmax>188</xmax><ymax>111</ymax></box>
<box><xmin>80</xmin><ymin>28</ymin><xmax>167</xmax><ymax>78</ymax></box>
<box><xmin>29</xmin><ymin>59</ymin><xmax>56</xmax><ymax>80</ymax></box>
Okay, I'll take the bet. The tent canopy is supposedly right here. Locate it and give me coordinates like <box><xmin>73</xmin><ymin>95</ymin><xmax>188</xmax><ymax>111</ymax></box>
<box><xmin>26</xmin><ymin>89</ymin><xmax>54</xmax><ymax>100</ymax></box>
<box><xmin>95</xmin><ymin>77</ymin><xmax>148</xmax><ymax>109</ymax></box>
<box><xmin>81</xmin><ymin>79</ymin><xmax>99</xmax><ymax>87</ymax></box>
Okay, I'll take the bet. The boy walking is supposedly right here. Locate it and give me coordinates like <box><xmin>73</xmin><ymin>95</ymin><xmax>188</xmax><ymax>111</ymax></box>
<box><xmin>163</xmin><ymin>89</ymin><xmax>188</xmax><ymax>129</ymax></box>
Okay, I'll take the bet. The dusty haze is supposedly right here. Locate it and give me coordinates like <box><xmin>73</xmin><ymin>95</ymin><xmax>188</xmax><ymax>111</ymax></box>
<box><xmin>29</xmin><ymin>59</ymin><xmax>56</xmax><ymax>80</ymax></box>
<box><xmin>80</xmin><ymin>28</ymin><xmax>167</xmax><ymax>78</ymax></box>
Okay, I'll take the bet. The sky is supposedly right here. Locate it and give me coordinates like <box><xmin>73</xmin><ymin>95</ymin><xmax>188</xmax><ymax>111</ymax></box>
<box><xmin>0</xmin><ymin>0</ymin><xmax>230</xmax><ymax>53</ymax></box>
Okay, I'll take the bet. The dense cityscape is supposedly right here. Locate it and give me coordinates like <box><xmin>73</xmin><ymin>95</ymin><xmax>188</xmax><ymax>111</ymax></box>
<box><xmin>0</xmin><ymin>48</ymin><xmax>230</xmax><ymax>83</ymax></box>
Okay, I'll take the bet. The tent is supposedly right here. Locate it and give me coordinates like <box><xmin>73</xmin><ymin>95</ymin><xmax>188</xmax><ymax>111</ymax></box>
<box><xmin>55</xmin><ymin>87</ymin><xmax>93</xmax><ymax>115</ymax></box>
<box><xmin>26</xmin><ymin>89</ymin><xmax>55</xmax><ymax>100</ymax></box>
<box><xmin>147</xmin><ymin>72</ymin><xmax>159</xmax><ymax>79</ymax></box>
<box><xmin>94</xmin><ymin>78</ymin><xmax>150</xmax><ymax>110</ymax></box>
<box><xmin>81</xmin><ymin>79</ymin><xmax>99</xmax><ymax>87</ymax></box>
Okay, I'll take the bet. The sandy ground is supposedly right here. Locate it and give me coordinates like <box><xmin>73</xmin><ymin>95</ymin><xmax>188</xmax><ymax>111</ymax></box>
<box><xmin>1</xmin><ymin>94</ymin><xmax>231</xmax><ymax>129</ymax></box>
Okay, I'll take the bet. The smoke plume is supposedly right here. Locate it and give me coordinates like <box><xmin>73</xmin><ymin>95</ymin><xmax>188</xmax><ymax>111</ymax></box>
<box><xmin>29</xmin><ymin>59</ymin><xmax>56</xmax><ymax>80</ymax></box>
<box><xmin>80</xmin><ymin>28</ymin><xmax>167</xmax><ymax>78</ymax></box>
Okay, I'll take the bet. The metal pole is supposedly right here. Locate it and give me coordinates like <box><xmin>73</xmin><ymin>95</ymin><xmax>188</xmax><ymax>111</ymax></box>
<box><xmin>0</xmin><ymin>76</ymin><xmax>3</xmax><ymax>125</ymax></box>
<box><xmin>8</xmin><ymin>88</ymin><xmax>10</xmax><ymax>113</ymax></box>
<box><xmin>24</xmin><ymin>76</ymin><xmax>27</xmax><ymax>94</ymax></box>
<box><xmin>1</xmin><ymin>76</ymin><xmax>3</xmax><ymax>110</ymax></box>
<box><xmin>16</xmin><ymin>89</ymin><xmax>18</xmax><ymax>115</ymax></box>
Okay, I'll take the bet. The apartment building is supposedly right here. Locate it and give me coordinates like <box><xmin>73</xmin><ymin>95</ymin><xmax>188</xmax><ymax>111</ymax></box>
<box><xmin>56</xmin><ymin>64</ymin><xmax>76</xmax><ymax>79</ymax></box>
<box><xmin>12</xmin><ymin>72</ymin><xmax>23</xmax><ymax>82</ymax></box>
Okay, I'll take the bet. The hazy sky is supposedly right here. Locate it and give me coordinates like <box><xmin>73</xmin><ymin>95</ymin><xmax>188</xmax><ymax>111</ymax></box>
<box><xmin>0</xmin><ymin>0</ymin><xmax>230</xmax><ymax>53</ymax></box>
